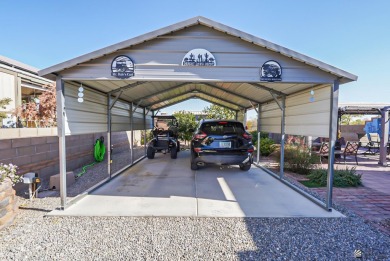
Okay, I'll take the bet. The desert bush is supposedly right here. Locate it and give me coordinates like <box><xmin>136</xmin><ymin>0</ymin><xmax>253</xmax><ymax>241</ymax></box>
<box><xmin>255</xmin><ymin>137</ymin><xmax>275</xmax><ymax>156</ymax></box>
<box><xmin>277</xmin><ymin>145</ymin><xmax>318</xmax><ymax>174</ymax></box>
<box><xmin>308</xmin><ymin>167</ymin><xmax>362</xmax><ymax>187</ymax></box>
<box><xmin>250</xmin><ymin>131</ymin><xmax>270</xmax><ymax>146</ymax></box>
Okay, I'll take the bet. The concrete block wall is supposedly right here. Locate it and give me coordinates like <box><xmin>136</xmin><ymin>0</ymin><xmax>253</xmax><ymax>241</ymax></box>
<box><xmin>0</xmin><ymin>131</ymin><xmax>143</xmax><ymax>187</ymax></box>
<box><xmin>340</xmin><ymin>125</ymin><xmax>365</xmax><ymax>141</ymax></box>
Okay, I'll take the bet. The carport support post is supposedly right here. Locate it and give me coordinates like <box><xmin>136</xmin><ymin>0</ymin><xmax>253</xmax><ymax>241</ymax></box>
<box><xmin>143</xmin><ymin>107</ymin><xmax>147</xmax><ymax>155</ymax></box>
<box><xmin>379</xmin><ymin>107</ymin><xmax>389</xmax><ymax>166</ymax></box>
<box><xmin>326</xmin><ymin>80</ymin><xmax>340</xmax><ymax>210</ymax></box>
<box><xmin>279</xmin><ymin>96</ymin><xmax>286</xmax><ymax>179</ymax></box>
<box><xmin>257</xmin><ymin>104</ymin><xmax>261</xmax><ymax>164</ymax></box>
<box><xmin>130</xmin><ymin>103</ymin><xmax>134</xmax><ymax>164</ymax></box>
<box><xmin>107</xmin><ymin>94</ymin><xmax>112</xmax><ymax>178</ymax></box>
<box><xmin>243</xmin><ymin>109</ymin><xmax>247</xmax><ymax>127</ymax></box>
<box><xmin>56</xmin><ymin>76</ymin><xmax>67</xmax><ymax>209</ymax></box>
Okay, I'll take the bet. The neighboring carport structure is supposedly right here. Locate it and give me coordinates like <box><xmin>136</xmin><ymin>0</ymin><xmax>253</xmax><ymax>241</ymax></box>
<box><xmin>39</xmin><ymin>16</ymin><xmax>357</xmax><ymax>211</ymax></box>
<box><xmin>339</xmin><ymin>103</ymin><xmax>390</xmax><ymax>166</ymax></box>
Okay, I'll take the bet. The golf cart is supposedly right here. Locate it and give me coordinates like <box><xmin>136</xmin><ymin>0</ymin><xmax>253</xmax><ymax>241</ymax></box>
<box><xmin>147</xmin><ymin>115</ymin><xmax>180</xmax><ymax>159</ymax></box>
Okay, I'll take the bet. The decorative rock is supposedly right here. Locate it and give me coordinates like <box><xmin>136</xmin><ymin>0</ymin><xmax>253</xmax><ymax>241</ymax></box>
<box><xmin>0</xmin><ymin>179</ymin><xmax>18</xmax><ymax>230</ymax></box>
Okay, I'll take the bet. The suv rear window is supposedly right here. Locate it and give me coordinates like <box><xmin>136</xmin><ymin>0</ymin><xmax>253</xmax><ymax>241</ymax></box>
<box><xmin>201</xmin><ymin>121</ymin><xmax>245</xmax><ymax>135</ymax></box>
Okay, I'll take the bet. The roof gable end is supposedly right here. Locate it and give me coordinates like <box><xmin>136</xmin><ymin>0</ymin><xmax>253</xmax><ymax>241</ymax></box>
<box><xmin>39</xmin><ymin>16</ymin><xmax>357</xmax><ymax>83</ymax></box>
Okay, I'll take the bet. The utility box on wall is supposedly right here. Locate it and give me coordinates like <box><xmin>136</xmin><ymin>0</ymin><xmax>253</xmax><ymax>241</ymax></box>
<box><xmin>49</xmin><ymin>172</ymin><xmax>75</xmax><ymax>190</ymax></box>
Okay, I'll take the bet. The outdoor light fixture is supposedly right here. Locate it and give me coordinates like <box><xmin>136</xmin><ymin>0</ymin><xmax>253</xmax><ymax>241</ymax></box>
<box><xmin>309</xmin><ymin>89</ymin><xmax>315</xmax><ymax>102</ymax></box>
<box><xmin>78</xmin><ymin>84</ymin><xmax>84</xmax><ymax>103</ymax></box>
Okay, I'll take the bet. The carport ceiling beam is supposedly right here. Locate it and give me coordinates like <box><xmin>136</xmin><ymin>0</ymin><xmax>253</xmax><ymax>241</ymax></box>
<box><xmin>108</xmin><ymin>81</ymin><xmax>148</xmax><ymax>94</ymax></box>
<box><xmin>250</xmin><ymin>101</ymin><xmax>258</xmax><ymax>113</ymax></box>
<box><xmin>250</xmin><ymin>83</ymin><xmax>286</xmax><ymax>97</ymax></box>
<box><xmin>132</xmin><ymin>99</ymin><xmax>143</xmax><ymax>113</ymax></box>
<box><xmin>202</xmin><ymin>83</ymin><xmax>262</xmax><ymax>104</ymax></box>
<box><xmin>147</xmin><ymin>90</ymin><xmax>243</xmax><ymax>110</ymax></box>
<box><xmin>145</xmin><ymin>107</ymin><xmax>151</xmax><ymax>115</ymax></box>
<box><xmin>153</xmin><ymin>96</ymin><xmax>195</xmax><ymax>111</ymax></box>
<box><xmin>270</xmin><ymin>92</ymin><xmax>283</xmax><ymax>111</ymax></box>
<box><xmin>193</xmin><ymin>90</ymin><xmax>244</xmax><ymax>109</ymax></box>
<box><xmin>152</xmin><ymin>94</ymin><xmax>238</xmax><ymax>112</ymax></box>
<box><xmin>195</xmin><ymin>95</ymin><xmax>239</xmax><ymax>111</ymax></box>
<box><xmin>109</xmin><ymin>90</ymin><xmax>123</xmax><ymax>110</ymax></box>
<box><xmin>132</xmin><ymin>82</ymin><xmax>192</xmax><ymax>103</ymax></box>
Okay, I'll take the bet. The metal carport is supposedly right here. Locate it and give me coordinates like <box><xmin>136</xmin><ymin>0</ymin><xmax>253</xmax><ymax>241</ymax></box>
<box><xmin>38</xmin><ymin>16</ymin><xmax>357</xmax><ymax>211</ymax></box>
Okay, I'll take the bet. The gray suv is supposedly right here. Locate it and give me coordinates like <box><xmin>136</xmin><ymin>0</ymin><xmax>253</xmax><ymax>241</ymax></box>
<box><xmin>190</xmin><ymin>119</ymin><xmax>254</xmax><ymax>171</ymax></box>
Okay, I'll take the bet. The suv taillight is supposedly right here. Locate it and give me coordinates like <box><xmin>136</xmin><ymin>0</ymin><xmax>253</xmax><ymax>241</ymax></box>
<box><xmin>195</xmin><ymin>131</ymin><xmax>207</xmax><ymax>140</ymax></box>
<box><xmin>243</xmin><ymin>132</ymin><xmax>252</xmax><ymax>140</ymax></box>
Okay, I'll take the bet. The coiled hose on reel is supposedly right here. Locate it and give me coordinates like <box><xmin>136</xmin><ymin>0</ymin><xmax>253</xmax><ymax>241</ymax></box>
<box><xmin>76</xmin><ymin>136</ymin><xmax>106</xmax><ymax>178</ymax></box>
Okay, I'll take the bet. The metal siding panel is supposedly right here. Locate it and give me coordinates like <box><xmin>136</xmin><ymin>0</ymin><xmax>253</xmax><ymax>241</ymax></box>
<box><xmin>64</xmin><ymin>82</ymin><xmax>108</xmax><ymax>135</ymax></box>
<box><xmin>111</xmin><ymin>123</ymin><xmax>131</xmax><ymax>132</ymax></box>
<box><xmin>284</xmin><ymin>86</ymin><xmax>331</xmax><ymax>137</ymax></box>
<box><xmin>111</xmin><ymin>115</ymin><xmax>131</xmax><ymax>124</ymax></box>
<box><xmin>65</xmin><ymin>84</ymin><xmax>107</xmax><ymax>105</ymax></box>
<box><xmin>259</xmin><ymin>100</ymin><xmax>281</xmax><ymax>134</ymax></box>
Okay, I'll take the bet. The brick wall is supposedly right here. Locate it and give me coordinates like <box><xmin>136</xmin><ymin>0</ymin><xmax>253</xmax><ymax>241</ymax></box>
<box><xmin>0</xmin><ymin>131</ymin><xmax>144</xmax><ymax>184</ymax></box>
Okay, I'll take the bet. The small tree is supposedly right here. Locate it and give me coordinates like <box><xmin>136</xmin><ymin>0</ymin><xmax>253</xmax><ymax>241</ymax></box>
<box><xmin>202</xmin><ymin>104</ymin><xmax>235</xmax><ymax>119</ymax></box>
<box><xmin>173</xmin><ymin>111</ymin><xmax>198</xmax><ymax>145</ymax></box>
<box><xmin>14</xmin><ymin>83</ymin><xmax>56</xmax><ymax>127</ymax></box>
<box><xmin>38</xmin><ymin>84</ymin><xmax>57</xmax><ymax>127</ymax></box>
<box><xmin>341</xmin><ymin>115</ymin><xmax>353</xmax><ymax>125</ymax></box>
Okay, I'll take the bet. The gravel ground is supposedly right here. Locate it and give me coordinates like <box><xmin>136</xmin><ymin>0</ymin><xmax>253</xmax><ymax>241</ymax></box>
<box><xmin>1</xmin><ymin>151</ymin><xmax>390</xmax><ymax>260</ymax></box>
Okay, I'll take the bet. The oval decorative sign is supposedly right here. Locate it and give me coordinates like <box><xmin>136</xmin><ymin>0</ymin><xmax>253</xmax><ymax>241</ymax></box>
<box><xmin>182</xmin><ymin>49</ymin><xmax>216</xmax><ymax>66</ymax></box>
<box><xmin>260</xmin><ymin>60</ymin><xmax>282</xmax><ymax>82</ymax></box>
<box><xmin>111</xmin><ymin>55</ymin><xmax>134</xmax><ymax>79</ymax></box>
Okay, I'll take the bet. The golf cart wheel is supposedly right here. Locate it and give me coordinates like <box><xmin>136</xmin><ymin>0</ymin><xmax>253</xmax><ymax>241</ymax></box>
<box><xmin>147</xmin><ymin>147</ymin><xmax>155</xmax><ymax>159</ymax></box>
<box><xmin>170</xmin><ymin>146</ymin><xmax>178</xmax><ymax>159</ymax></box>
<box><xmin>176</xmin><ymin>141</ymin><xmax>180</xmax><ymax>152</ymax></box>
<box><xmin>190</xmin><ymin>152</ymin><xmax>198</xmax><ymax>170</ymax></box>
<box><xmin>239</xmin><ymin>163</ymin><xmax>251</xmax><ymax>171</ymax></box>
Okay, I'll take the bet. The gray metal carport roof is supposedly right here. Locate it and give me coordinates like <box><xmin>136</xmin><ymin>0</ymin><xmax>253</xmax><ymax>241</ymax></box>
<box><xmin>39</xmin><ymin>16</ymin><xmax>358</xmax><ymax>211</ymax></box>
<box><xmin>39</xmin><ymin>16</ymin><xmax>356</xmax><ymax>112</ymax></box>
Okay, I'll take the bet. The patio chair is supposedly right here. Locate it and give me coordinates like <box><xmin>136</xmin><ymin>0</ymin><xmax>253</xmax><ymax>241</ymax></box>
<box><xmin>359</xmin><ymin>134</ymin><xmax>379</xmax><ymax>155</ymax></box>
<box><xmin>317</xmin><ymin>142</ymin><xmax>329</xmax><ymax>164</ymax></box>
<box><xmin>341</xmin><ymin>141</ymin><xmax>359</xmax><ymax>165</ymax></box>
<box><xmin>317</xmin><ymin>142</ymin><xmax>342</xmax><ymax>164</ymax></box>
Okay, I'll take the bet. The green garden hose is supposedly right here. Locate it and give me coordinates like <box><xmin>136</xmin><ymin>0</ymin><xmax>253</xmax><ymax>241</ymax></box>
<box><xmin>76</xmin><ymin>137</ymin><xmax>106</xmax><ymax>179</ymax></box>
<box><xmin>94</xmin><ymin>137</ymin><xmax>106</xmax><ymax>162</ymax></box>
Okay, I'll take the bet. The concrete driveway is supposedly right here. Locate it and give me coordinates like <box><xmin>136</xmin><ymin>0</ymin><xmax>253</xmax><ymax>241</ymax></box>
<box><xmin>48</xmin><ymin>151</ymin><xmax>343</xmax><ymax>218</ymax></box>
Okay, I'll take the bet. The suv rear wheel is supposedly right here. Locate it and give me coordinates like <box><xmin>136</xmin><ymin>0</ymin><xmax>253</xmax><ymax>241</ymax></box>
<box><xmin>190</xmin><ymin>152</ymin><xmax>198</xmax><ymax>170</ymax></box>
<box><xmin>239</xmin><ymin>163</ymin><xmax>251</xmax><ymax>171</ymax></box>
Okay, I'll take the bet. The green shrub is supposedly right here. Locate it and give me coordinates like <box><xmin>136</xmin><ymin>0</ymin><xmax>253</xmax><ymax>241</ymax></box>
<box><xmin>307</xmin><ymin>167</ymin><xmax>362</xmax><ymax>187</ymax></box>
<box><xmin>278</xmin><ymin>145</ymin><xmax>318</xmax><ymax>175</ymax></box>
<box><xmin>250</xmin><ymin>131</ymin><xmax>269</xmax><ymax>147</ymax></box>
<box><xmin>141</xmin><ymin>130</ymin><xmax>154</xmax><ymax>145</ymax></box>
<box><xmin>255</xmin><ymin>137</ymin><xmax>275</xmax><ymax>156</ymax></box>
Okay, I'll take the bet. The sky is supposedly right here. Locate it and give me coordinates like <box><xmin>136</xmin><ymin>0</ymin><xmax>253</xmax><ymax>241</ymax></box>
<box><xmin>1</xmin><ymin>1</ymin><xmax>389</xmax><ymax>118</ymax></box>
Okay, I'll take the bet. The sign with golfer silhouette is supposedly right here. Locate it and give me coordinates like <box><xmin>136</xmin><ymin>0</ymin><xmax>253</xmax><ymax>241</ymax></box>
<box><xmin>260</xmin><ymin>60</ymin><xmax>282</xmax><ymax>81</ymax></box>
<box><xmin>182</xmin><ymin>49</ymin><xmax>216</xmax><ymax>66</ymax></box>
